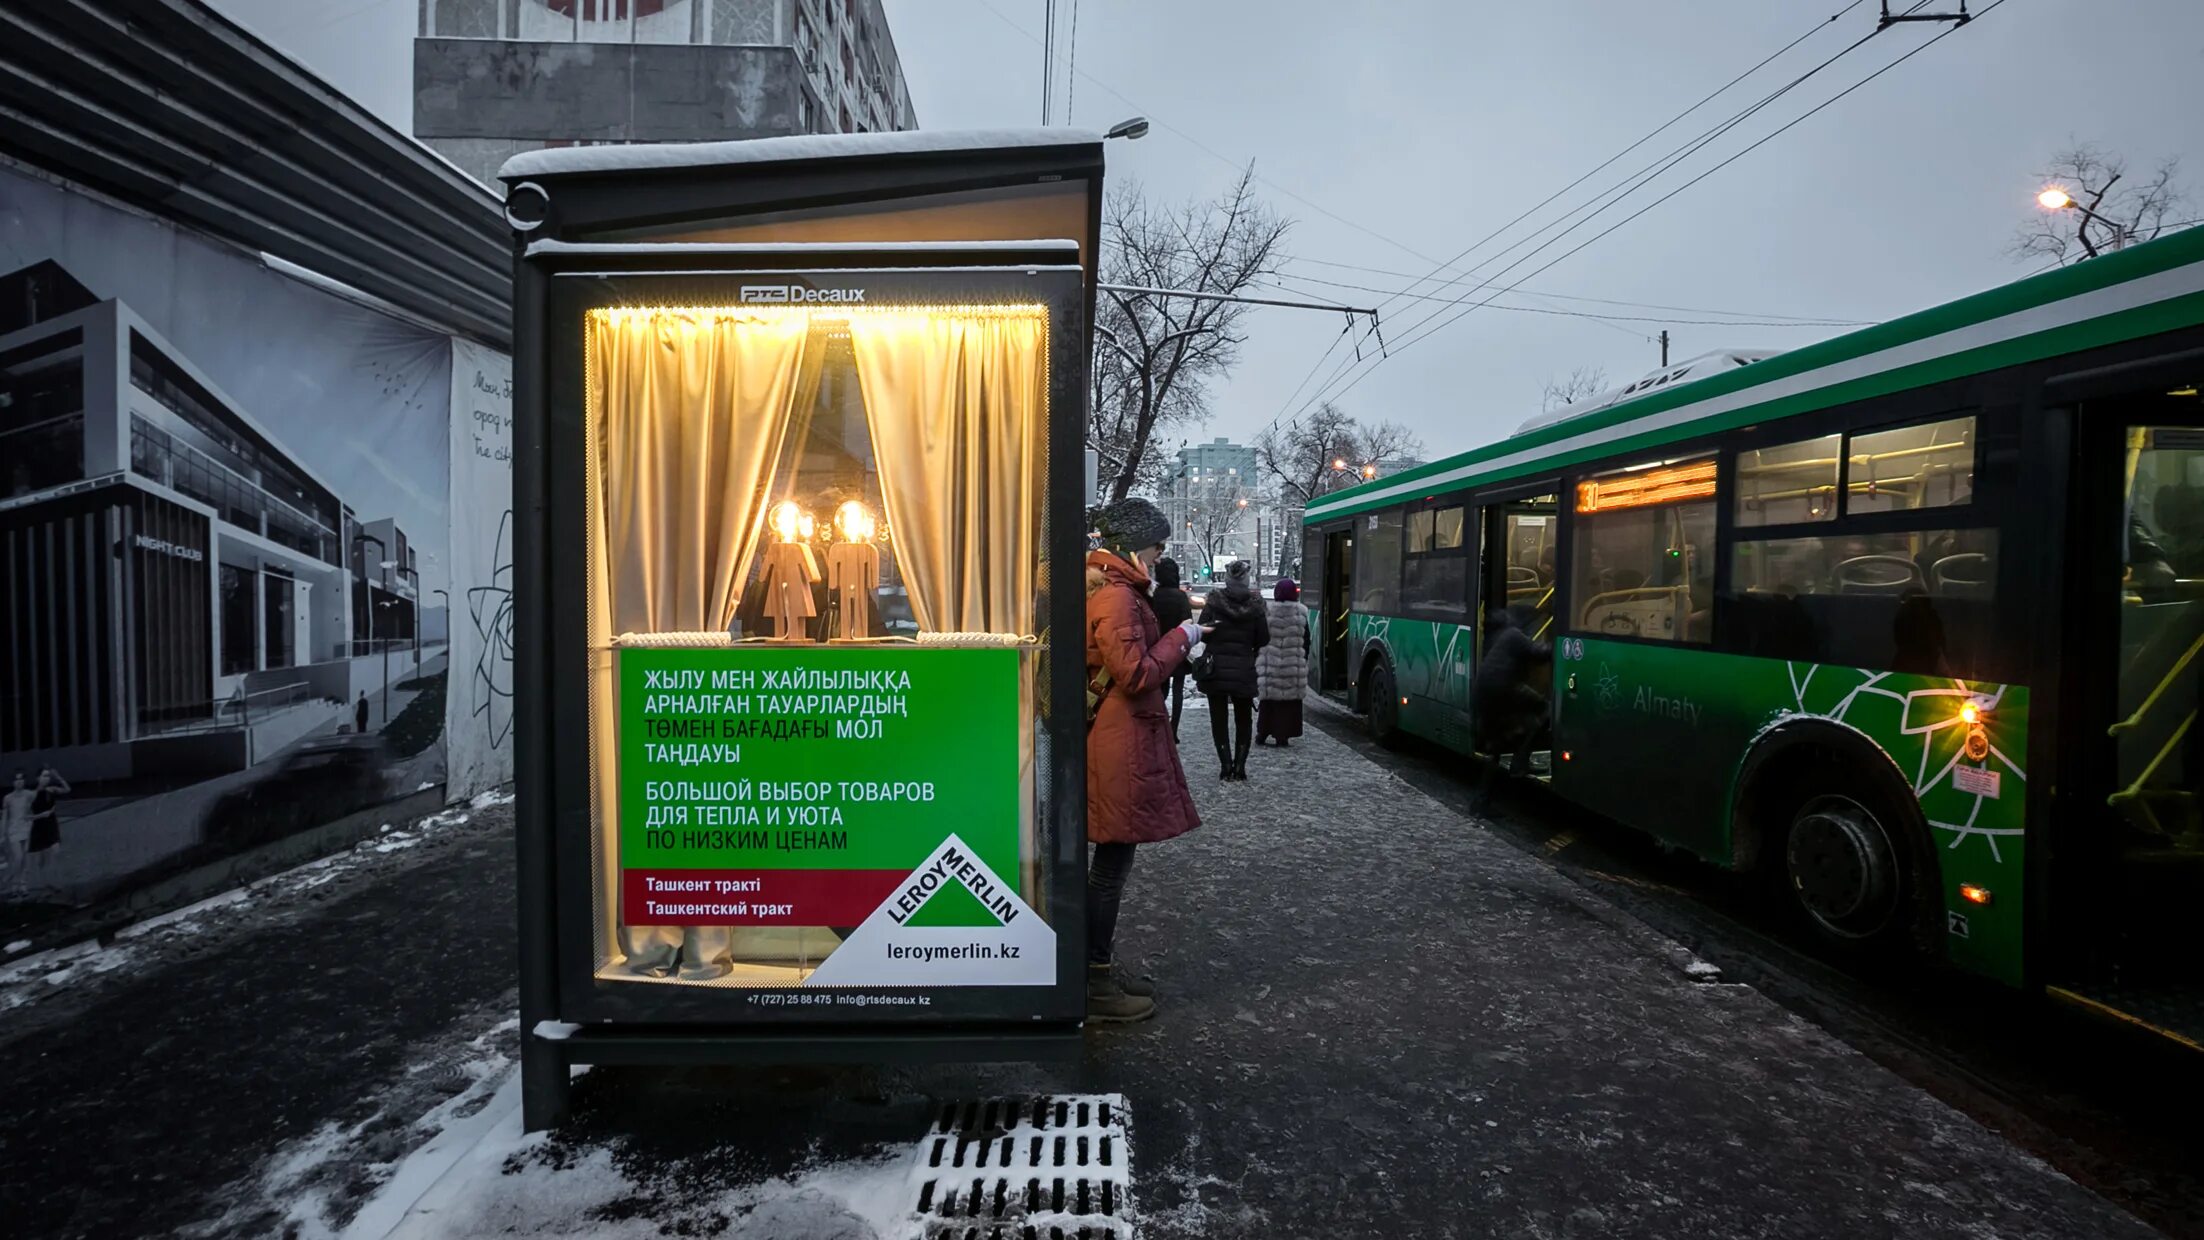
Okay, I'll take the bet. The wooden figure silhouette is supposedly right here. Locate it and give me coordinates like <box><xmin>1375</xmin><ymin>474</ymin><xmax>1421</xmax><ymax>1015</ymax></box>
<box><xmin>761</xmin><ymin>501</ymin><xmax>821</xmax><ymax>641</ymax></box>
<box><xmin>827</xmin><ymin>500</ymin><xmax>881</xmax><ymax>641</ymax></box>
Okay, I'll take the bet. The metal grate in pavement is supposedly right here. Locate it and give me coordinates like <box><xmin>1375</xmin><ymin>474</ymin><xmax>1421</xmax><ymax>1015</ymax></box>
<box><xmin>913</xmin><ymin>1095</ymin><xmax>1132</xmax><ymax>1240</ymax></box>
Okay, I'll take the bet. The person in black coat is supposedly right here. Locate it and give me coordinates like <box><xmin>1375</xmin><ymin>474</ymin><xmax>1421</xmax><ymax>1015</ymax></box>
<box><xmin>1470</xmin><ymin>608</ymin><xmax>1552</xmax><ymax>812</ymax></box>
<box><xmin>1148</xmin><ymin>557</ymin><xmax>1194</xmax><ymax>739</ymax></box>
<box><xmin>1199</xmin><ymin>560</ymin><xmax>1270</xmax><ymax>781</ymax></box>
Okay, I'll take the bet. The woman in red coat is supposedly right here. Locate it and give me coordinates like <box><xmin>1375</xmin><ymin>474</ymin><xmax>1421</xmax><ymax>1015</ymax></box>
<box><xmin>1085</xmin><ymin>498</ymin><xmax>1207</xmax><ymax>1023</ymax></box>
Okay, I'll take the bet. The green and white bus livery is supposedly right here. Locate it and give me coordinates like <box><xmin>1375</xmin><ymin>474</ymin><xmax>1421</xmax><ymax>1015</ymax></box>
<box><xmin>1303</xmin><ymin>225</ymin><xmax>2204</xmax><ymax>1046</ymax></box>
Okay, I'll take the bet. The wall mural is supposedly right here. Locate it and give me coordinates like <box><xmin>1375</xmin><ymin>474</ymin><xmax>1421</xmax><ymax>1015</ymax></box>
<box><xmin>0</xmin><ymin>163</ymin><xmax>465</xmax><ymax>942</ymax></box>
<box><xmin>445</xmin><ymin>340</ymin><xmax>516</xmax><ymax>801</ymax></box>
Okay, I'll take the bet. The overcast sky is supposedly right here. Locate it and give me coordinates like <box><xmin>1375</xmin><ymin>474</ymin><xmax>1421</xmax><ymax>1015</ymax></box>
<box><xmin>211</xmin><ymin>0</ymin><xmax>2204</xmax><ymax>461</ymax></box>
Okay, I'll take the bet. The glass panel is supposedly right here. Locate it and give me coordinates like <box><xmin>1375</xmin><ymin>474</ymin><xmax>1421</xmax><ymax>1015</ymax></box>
<box><xmin>1403</xmin><ymin>555</ymin><xmax>1468</xmax><ymax>621</ymax></box>
<box><xmin>1433</xmin><ymin>505</ymin><xmax>1466</xmax><ymax>550</ymax></box>
<box><xmin>0</xmin><ymin>356</ymin><xmax>84</xmax><ymax>435</ymax></box>
<box><xmin>1725</xmin><ymin>528</ymin><xmax>1997</xmax><ymax>673</ymax></box>
<box><xmin>1354</xmin><ymin>509</ymin><xmax>1403</xmax><ymax>615</ymax></box>
<box><xmin>0</xmin><ymin>413</ymin><xmax>83</xmax><ymax>500</ymax></box>
<box><xmin>1497</xmin><ymin>503</ymin><xmax>1560</xmax><ymax>636</ymax></box>
<box><xmin>583</xmin><ymin>302</ymin><xmax>1052</xmax><ymax>989</ymax></box>
<box><xmin>1405</xmin><ymin>508</ymin><xmax>1435</xmax><ymax>554</ymax></box>
<box><xmin>1736</xmin><ymin>433</ymin><xmax>1840</xmax><ymax>526</ymax></box>
<box><xmin>518</xmin><ymin>0</ymin><xmax>579</xmax><ymax>40</ymax></box>
<box><xmin>2108</xmin><ymin>409</ymin><xmax>2204</xmax><ymax>935</ymax></box>
<box><xmin>1847</xmin><ymin>415</ymin><xmax>1975</xmax><ymax>514</ymax></box>
<box><xmin>220</xmin><ymin>565</ymin><xmax>256</xmax><ymax>677</ymax></box>
<box><xmin>1572</xmin><ymin>499</ymin><xmax>1715</xmax><ymax>643</ymax></box>
<box><xmin>263</xmin><ymin>573</ymin><xmax>295</xmax><ymax>671</ymax></box>
<box><xmin>635</xmin><ymin>0</ymin><xmax>693</xmax><ymax>43</ymax></box>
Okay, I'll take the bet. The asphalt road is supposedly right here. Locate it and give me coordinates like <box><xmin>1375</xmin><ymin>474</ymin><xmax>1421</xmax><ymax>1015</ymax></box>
<box><xmin>1303</xmin><ymin>699</ymin><xmax>2204</xmax><ymax>1240</ymax></box>
<box><xmin>532</xmin><ymin>714</ymin><xmax>2154</xmax><ymax>1239</ymax></box>
<box><xmin>0</xmin><ymin>804</ymin><xmax>518</xmax><ymax>1240</ymax></box>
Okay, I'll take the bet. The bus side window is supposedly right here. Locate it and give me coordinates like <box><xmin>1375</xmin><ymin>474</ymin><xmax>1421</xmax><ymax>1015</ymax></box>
<box><xmin>1723</xmin><ymin>529</ymin><xmax>1998</xmax><ymax>674</ymax></box>
<box><xmin>1355</xmin><ymin>508</ymin><xmax>1404</xmax><ymax>616</ymax></box>
<box><xmin>1570</xmin><ymin>458</ymin><xmax>1717</xmax><ymax>643</ymax></box>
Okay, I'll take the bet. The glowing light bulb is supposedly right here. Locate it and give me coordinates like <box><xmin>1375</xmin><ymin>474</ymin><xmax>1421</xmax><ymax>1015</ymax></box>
<box><xmin>772</xmin><ymin>500</ymin><xmax>803</xmax><ymax>543</ymax></box>
<box><xmin>2037</xmin><ymin>186</ymin><xmax>2074</xmax><ymax>211</ymax></box>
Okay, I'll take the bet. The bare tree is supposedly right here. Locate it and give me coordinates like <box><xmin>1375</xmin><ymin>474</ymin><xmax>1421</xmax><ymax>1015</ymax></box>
<box><xmin>1255</xmin><ymin>402</ymin><xmax>1362</xmax><ymax>513</ymax></box>
<box><xmin>1090</xmin><ymin>168</ymin><xmax>1291</xmax><ymax>502</ymax></box>
<box><xmin>1541</xmin><ymin>365</ymin><xmax>1610</xmax><ymax>413</ymax></box>
<box><xmin>2011</xmin><ymin>143</ymin><xmax>2190</xmax><ymax>266</ymax></box>
<box><xmin>1183</xmin><ymin>478</ymin><xmax>1253</xmax><ymax>568</ymax></box>
<box><xmin>1254</xmin><ymin>402</ymin><xmax>1425</xmax><ymax>573</ymax></box>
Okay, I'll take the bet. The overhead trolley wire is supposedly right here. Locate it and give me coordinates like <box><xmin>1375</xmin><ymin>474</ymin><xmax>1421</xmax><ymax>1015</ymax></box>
<box><xmin>1255</xmin><ymin>0</ymin><xmax>1885</xmax><ymax>433</ymax></box>
<box><xmin>1361</xmin><ymin>0</ymin><xmax>1874</xmax><ymax>316</ymax></box>
<box><xmin>1277</xmin><ymin>255</ymin><xmax>1876</xmax><ymax>325</ymax></box>
<box><xmin>1283</xmin><ymin>1</ymin><xmax>1947</xmax><ymax>418</ymax></box>
<box><xmin>1350</xmin><ymin>3</ymin><xmax>1913</xmax><ymax>359</ymax></box>
<box><xmin>1308</xmin><ymin>0</ymin><xmax>2012</xmax><ymax>415</ymax></box>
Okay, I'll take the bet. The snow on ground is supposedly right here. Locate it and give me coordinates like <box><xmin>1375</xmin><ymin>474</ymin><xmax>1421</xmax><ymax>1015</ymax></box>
<box><xmin>0</xmin><ymin>789</ymin><xmax>512</xmax><ymax>1023</ymax></box>
<box><xmin>179</xmin><ymin>994</ymin><xmax>525</xmax><ymax>1239</ymax></box>
<box><xmin>369</xmin><ymin>1124</ymin><xmax>917</xmax><ymax>1240</ymax></box>
<box><xmin>311</xmin><ymin>1088</ymin><xmax>1137</xmax><ymax>1240</ymax></box>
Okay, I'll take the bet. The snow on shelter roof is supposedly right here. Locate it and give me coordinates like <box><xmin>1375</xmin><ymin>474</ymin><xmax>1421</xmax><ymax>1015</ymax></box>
<box><xmin>499</xmin><ymin>128</ymin><xmax>1107</xmax><ymax>181</ymax></box>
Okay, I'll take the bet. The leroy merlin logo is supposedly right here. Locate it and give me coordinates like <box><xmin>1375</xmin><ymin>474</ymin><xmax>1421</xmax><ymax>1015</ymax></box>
<box><xmin>804</xmin><ymin>834</ymin><xmax>1055</xmax><ymax>987</ymax></box>
<box><xmin>889</xmin><ymin>840</ymin><xmax>1020</xmax><ymax>926</ymax></box>
<box><xmin>739</xmin><ymin>284</ymin><xmax>867</xmax><ymax>304</ymax></box>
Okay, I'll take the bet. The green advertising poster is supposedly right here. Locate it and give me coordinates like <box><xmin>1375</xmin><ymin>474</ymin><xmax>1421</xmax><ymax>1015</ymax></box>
<box><xmin>618</xmin><ymin>643</ymin><xmax>1056</xmax><ymax>987</ymax></box>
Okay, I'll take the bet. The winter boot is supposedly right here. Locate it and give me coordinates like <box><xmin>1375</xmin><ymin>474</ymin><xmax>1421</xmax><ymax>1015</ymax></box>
<box><xmin>1092</xmin><ymin>961</ymin><xmax>1155</xmax><ymax>998</ymax></box>
<box><xmin>1216</xmin><ymin>741</ymin><xmax>1234</xmax><ymax>780</ymax></box>
<box><xmin>1231</xmin><ymin>734</ymin><xmax>1251</xmax><ymax>781</ymax></box>
<box><xmin>1086</xmin><ymin>967</ymin><xmax>1157</xmax><ymax>1023</ymax></box>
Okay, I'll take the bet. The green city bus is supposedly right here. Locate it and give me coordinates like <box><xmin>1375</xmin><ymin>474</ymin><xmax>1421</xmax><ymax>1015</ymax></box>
<box><xmin>1302</xmin><ymin>226</ymin><xmax>2204</xmax><ymax>1047</ymax></box>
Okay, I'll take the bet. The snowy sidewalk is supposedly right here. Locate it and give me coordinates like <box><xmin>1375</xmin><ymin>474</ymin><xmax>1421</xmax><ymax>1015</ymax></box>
<box><xmin>0</xmin><ymin>793</ymin><xmax>518</xmax><ymax>1240</ymax></box>
<box><xmin>291</xmin><ymin>717</ymin><xmax>2153</xmax><ymax>1240</ymax></box>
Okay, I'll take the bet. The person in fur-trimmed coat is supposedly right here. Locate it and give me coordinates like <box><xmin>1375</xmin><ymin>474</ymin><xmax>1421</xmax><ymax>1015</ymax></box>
<box><xmin>1256</xmin><ymin>578</ymin><xmax>1311</xmax><ymax>747</ymax></box>
<box><xmin>1084</xmin><ymin>499</ymin><xmax>1208</xmax><ymax>1023</ymax></box>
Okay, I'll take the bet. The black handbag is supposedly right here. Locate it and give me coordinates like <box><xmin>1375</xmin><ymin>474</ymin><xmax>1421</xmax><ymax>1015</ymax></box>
<box><xmin>1187</xmin><ymin>642</ymin><xmax>1216</xmax><ymax>686</ymax></box>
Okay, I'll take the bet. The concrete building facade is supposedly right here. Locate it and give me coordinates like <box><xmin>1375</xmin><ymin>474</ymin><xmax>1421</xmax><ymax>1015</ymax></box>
<box><xmin>414</xmin><ymin>0</ymin><xmax>918</xmax><ymax>185</ymax></box>
<box><xmin>0</xmin><ymin>260</ymin><xmax>383</xmax><ymax>770</ymax></box>
<box><xmin>1164</xmin><ymin>437</ymin><xmax>1261</xmax><ymax>579</ymax></box>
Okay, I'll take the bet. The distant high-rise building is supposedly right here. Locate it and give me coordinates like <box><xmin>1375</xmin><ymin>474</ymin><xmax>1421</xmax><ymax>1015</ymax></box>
<box><xmin>414</xmin><ymin>0</ymin><xmax>918</xmax><ymax>187</ymax></box>
<box><xmin>1164</xmin><ymin>438</ymin><xmax>1259</xmax><ymax>575</ymax></box>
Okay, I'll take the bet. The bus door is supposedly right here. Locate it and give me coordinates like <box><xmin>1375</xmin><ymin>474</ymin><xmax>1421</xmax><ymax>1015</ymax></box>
<box><xmin>1477</xmin><ymin>489</ymin><xmax>1561</xmax><ymax>775</ymax></box>
<box><xmin>2057</xmin><ymin>382</ymin><xmax>2204</xmax><ymax>1042</ymax></box>
<box><xmin>1321</xmin><ymin>527</ymin><xmax>1353</xmax><ymax>694</ymax></box>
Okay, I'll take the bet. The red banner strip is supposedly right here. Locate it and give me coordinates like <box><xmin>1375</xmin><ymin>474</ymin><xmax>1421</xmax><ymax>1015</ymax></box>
<box><xmin>621</xmin><ymin>868</ymin><xmax>906</xmax><ymax>926</ymax></box>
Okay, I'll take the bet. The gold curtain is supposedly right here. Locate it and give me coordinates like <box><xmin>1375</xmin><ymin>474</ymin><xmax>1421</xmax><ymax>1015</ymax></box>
<box><xmin>846</xmin><ymin>310</ymin><xmax>1048</xmax><ymax>636</ymax></box>
<box><xmin>586</xmin><ymin>308</ymin><xmax>815</xmax><ymax>977</ymax></box>
<box><xmin>848</xmin><ymin>309</ymin><xmax>1047</xmax><ymax>897</ymax></box>
<box><xmin>590</xmin><ymin>308</ymin><xmax>815</xmax><ymax>635</ymax></box>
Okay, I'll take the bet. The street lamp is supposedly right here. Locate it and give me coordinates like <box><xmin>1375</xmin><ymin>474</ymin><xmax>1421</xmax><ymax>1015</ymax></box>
<box><xmin>1105</xmin><ymin>116</ymin><xmax>1150</xmax><ymax>141</ymax></box>
<box><xmin>430</xmin><ymin>587</ymin><xmax>448</xmax><ymax>661</ymax></box>
<box><xmin>376</xmin><ymin>573</ymin><xmax>397</xmax><ymax>724</ymax></box>
<box><xmin>2037</xmin><ymin>185</ymin><xmax>2130</xmax><ymax>254</ymax></box>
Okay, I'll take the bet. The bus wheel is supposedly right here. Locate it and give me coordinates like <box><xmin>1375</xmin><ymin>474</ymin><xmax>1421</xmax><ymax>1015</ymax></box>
<box><xmin>1781</xmin><ymin>791</ymin><xmax>1910</xmax><ymax>948</ymax></box>
<box><xmin>1366</xmin><ymin>661</ymin><xmax>1403</xmax><ymax>749</ymax></box>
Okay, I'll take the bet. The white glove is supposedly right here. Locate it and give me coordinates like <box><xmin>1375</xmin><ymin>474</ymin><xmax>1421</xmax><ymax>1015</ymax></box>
<box><xmin>1177</xmin><ymin>620</ymin><xmax>1203</xmax><ymax>647</ymax></box>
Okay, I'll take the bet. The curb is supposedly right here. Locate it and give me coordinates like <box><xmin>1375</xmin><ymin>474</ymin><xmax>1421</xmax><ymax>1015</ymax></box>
<box><xmin>341</xmin><ymin>1069</ymin><xmax>524</xmax><ymax>1240</ymax></box>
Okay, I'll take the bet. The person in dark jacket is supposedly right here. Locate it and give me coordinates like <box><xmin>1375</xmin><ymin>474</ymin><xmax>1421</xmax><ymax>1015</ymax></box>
<box><xmin>1470</xmin><ymin>608</ymin><xmax>1552</xmax><ymax>812</ymax></box>
<box><xmin>1200</xmin><ymin>560</ymin><xmax>1270</xmax><ymax>781</ymax></box>
<box><xmin>1086</xmin><ymin>499</ymin><xmax>1209</xmax><ymax>1023</ymax></box>
<box><xmin>355</xmin><ymin>691</ymin><xmax>371</xmax><ymax>735</ymax></box>
<box><xmin>1148</xmin><ymin>557</ymin><xmax>1194</xmax><ymax>739</ymax></box>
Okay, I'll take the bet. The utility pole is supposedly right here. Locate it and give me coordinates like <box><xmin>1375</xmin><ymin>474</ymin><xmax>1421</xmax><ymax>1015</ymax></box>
<box><xmin>1658</xmin><ymin>330</ymin><xmax>1670</xmax><ymax>367</ymax></box>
